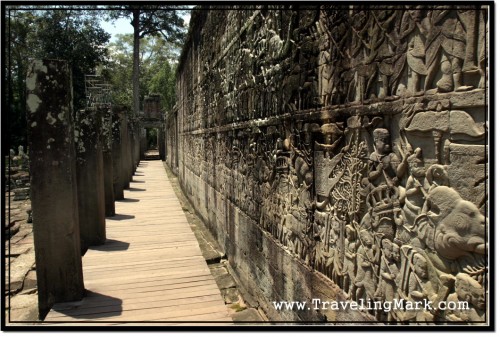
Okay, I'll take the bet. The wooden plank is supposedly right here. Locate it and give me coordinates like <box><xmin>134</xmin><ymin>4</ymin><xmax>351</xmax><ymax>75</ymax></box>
<box><xmin>83</xmin><ymin>271</ymin><xmax>215</xmax><ymax>288</ymax></box>
<box><xmin>49</xmin><ymin>287</ymin><xmax>222</xmax><ymax>312</ymax></box>
<box><xmin>81</xmin><ymin>268</ymin><xmax>215</xmax><ymax>286</ymax></box>
<box><xmin>80</xmin><ymin>248</ymin><xmax>204</xmax><ymax>266</ymax></box>
<box><xmin>83</xmin><ymin>279</ymin><xmax>220</xmax><ymax>295</ymax></box>
<box><xmin>83</xmin><ymin>257</ymin><xmax>206</xmax><ymax>273</ymax></box>
<box><xmin>48</xmin><ymin>294</ymin><xmax>226</xmax><ymax>318</ymax></box>
<box><xmin>83</xmin><ymin>274</ymin><xmax>212</xmax><ymax>290</ymax></box>
<box><xmin>46</xmin><ymin>161</ymin><xmax>230</xmax><ymax>325</ymax></box>
<box><xmin>82</xmin><ymin>255</ymin><xmax>203</xmax><ymax>270</ymax></box>
<box><xmin>46</xmin><ymin>300</ymin><xmax>227</xmax><ymax>321</ymax></box>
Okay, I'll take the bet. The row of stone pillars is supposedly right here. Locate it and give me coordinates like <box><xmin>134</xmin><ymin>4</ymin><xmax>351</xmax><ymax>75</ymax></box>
<box><xmin>25</xmin><ymin>59</ymin><xmax>141</xmax><ymax>318</ymax></box>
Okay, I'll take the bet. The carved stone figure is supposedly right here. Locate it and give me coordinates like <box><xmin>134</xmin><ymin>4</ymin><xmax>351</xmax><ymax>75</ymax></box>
<box><xmin>342</xmin><ymin>224</ymin><xmax>359</xmax><ymax>299</ymax></box>
<box><xmin>415</xmin><ymin>185</ymin><xmax>486</xmax><ymax>260</ymax></box>
<box><xmin>12</xmin><ymin>145</ymin><xmax>29</xmax><ymax>169</ymax></box>
<box><xmin>401</xmin><ymin>8</ymin><xmax>430</xmax><ymax>95</ymax></box>
<box><xmin>425</xmin><ymin>9</ymin><xmax>473</xmax><ymax>93</ymax></box>
<box><xmin>354</xmin><ymin>229</ymin><xmax>378</xmax><ymax>301</ymax></box>
<box><xmin>446</xmin><ymin>273</ymin><xmax>486</xmax><ymax>322</ymax></box>
<box><xmin>406</xmin><ymin>252</ymin><xmax>438</xmax><ymax>322</ymax></box>
<box><xmin>368</xmin><ymin>128</ymin><xmax>407</xmax><ymax>189</ymax></box>
<box><xmin>402</xmin><ymin>146</ymin><xmax>426</xmax><ymax>227</ymax></box>
<box><xmin>363</xmin><ymin>128</ymin><xmax>408</xmax><ymax>239</ymax></box>
<box><xmin>374</xmin><ymin>238</ymin><xmax>401</xmax><ymax>321</ymax></box>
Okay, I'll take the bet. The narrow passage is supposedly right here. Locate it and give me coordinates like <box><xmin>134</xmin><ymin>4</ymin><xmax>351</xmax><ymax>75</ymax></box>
<box><xmin>44</xmin><ymin>160</ymin><xmax>231</xmax><ymax>325</ymax></box>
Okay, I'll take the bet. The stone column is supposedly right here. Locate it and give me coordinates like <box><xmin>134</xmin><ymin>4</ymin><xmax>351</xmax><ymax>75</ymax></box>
<box><xmin>112</xmin><ymin>107</ymin><xmax>124</xmax><ymax>200</ymax></box>
<box><xmin>26</xmin><ymin>59</ymin><xmax>84</xmax><ymax>317</ymax></box>
<box><xmin>158</xmin><ymin>128</ymin><xmax>166</xmax><ymax>161</ymax></box>
<box><xmin>140</xmin><ymin>128</ymin><xmax>147</xmax><ymax>160</ymax></box>
<box><xmin>129</xmin><ymin>124</ymin><xmax>136</xmax><ymax>175</ymax></box>
<box><xmin>103</xmin><ymin>149</ymin><xmax>115</xmax><ymax>216</ymax></box>
<box><xmin>120</xmin><ymin>115</ymin><xmax>131</xmax><ymax>189</ymax></box>
<box><xmin>74</xmin><ymin>107</ymin><xmax>106</xmax><ymax>251</ymax></box>
<box><xmin>101</xmin><ymin>107</ymin><xmax>115</xmax><ymax>216</ymax></box>
<box><xmin>134</xmin><ymin>125</ymin><xmax>141</xmax><ymax>166</ymax></box>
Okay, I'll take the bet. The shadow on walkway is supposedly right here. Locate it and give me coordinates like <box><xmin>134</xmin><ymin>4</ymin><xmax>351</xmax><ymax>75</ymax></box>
<box><xmin>116</xmin><ymin>198</ymin><xmax>140</xmax><ymax>203</ymax></box>
<box><xmin>89</xmin><ymin>239</ymin><xmax>130</xmax><ymax>252</ymax></box>
<box><xmin>108</xmin><ymin>214</ymin><xmax>135</xmax><ymax>221</ymax></box>
<box><xmin>126</xmin><ymin>187</ymin><xmax>146</xmax><ymax>192</ymax></box>
<box><xmin>50</xmin><ymin>291</ymin><xmax>123</xmax><ymax>320</ymax></box>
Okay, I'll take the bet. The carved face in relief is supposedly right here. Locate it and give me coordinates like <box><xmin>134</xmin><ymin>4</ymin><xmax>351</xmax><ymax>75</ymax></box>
<box><xmin>409</xmin><ymin>9</ymin><xmax>424</xmax><ymax>22</ymax></box>
<box><xmin>382</xmin><ymin>238</ymin><xmax>393</xmax><ymax>258</ymax></box>
<box><xmin>413</xmin><ymin>254</ymin><xmax>428</xmax><ymax>279</ymax></box>
<box><xmin>360</xmin><ymin>230</ymin><xmax>373</xmax><ymax>247</ymax></box>
<box><xmin>392</xmin><ymin>243</ymin><xmax>401</xmax><ymax>263</ymax></box>
<box><xmin>373</xmin><ymin>128</ymin><xmax>392</xmax><ymax>155</ymax></box>
<box><xmin>455</xmin><ymin>273</ymin><xmax>485</xmax><ymax>310</ymax></box>
<box><xmin>408</xmin><ymin>147</ymin><xmax>426</xmax><ymax>177</ymax></box>
<box><xmin>455</xmin><ymin>274</ymin><xmax>469</xmax><ymax>301</ymax></box>
<box><xmin>470</xmin><ymin>284</ymin><xmax>486</xmax><ymax>310</ymax></box>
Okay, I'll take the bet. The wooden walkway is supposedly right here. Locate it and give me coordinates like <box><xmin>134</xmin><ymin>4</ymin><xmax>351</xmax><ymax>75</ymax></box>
<box><xmin>44</xmin><ymin>160</ymin><xmax>231</xmax><ymax>325</ymax></box>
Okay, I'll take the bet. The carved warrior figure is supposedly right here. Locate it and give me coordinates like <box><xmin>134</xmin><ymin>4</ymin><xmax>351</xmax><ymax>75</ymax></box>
<box><xmin>402</xmin><ymin>146</ymin><xmax>426</xmax><ymax>227</ymax></box>
<box><xmin>354</xmin><ymin>229</ymin><xmax>378</xmax><ymax>301</ymax></box>
<box><xmin>368</xmin><ymin>128</ymin><xmax>407</xmax><ymax>189</ymax></box>
<box><xmin>405</xmin><ymin>252</ymin><xmax>439</xmax><ymax>322</ymax></box>
<box><xmin>362</xmin><ymin>128</ymin><xmax>408</xmax><ymax>240</ymax></box>
<box><xmin>317</xmin><ymin>22</ymin><xmax>335</xmax><ymax>106</ymax></box>
<box><xmin>400</xmin><ymin>8</ymin><xmax>430</xmax><ymax>96</ymax></box>
<box><xmin>374</xmin><ymin>238</ymin><xmax>401</xmax><ymax>321</ymax></box>
<box><xmin>425</xmin><ymin>9</ymin><xmax>474</xmax><ymax>93</ymax></box>
<box><xmin>343</xmin><ymin>224</ymin><xmax>359</xmax><ymax>299</ymax></box>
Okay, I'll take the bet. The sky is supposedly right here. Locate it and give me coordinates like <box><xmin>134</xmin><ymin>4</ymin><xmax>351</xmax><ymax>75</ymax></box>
<box><xmin>100</xmin><ymin>12</ymin><xmax>192</xmax><ymax>42</ymax></box>
<box><xmin>100</xmin><ymin>17</ymin><xmax>133</xmax><ymax>41</ymax></box>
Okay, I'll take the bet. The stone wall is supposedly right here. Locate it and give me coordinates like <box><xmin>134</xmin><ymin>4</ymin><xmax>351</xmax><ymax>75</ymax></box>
<box><xmin>168</xmin><ymin>6</ymin><xmax>489</xmax><ymax>323</ymax></box>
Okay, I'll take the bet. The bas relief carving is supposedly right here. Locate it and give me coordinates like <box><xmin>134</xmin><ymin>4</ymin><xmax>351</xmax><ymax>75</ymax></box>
<box><xmin>173</xmin><ymin>6</ymin><xmax>489</xmax><ymax>323</ymax></box>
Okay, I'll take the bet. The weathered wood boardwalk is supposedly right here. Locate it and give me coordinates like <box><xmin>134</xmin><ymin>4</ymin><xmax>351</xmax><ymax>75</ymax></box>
<box><xmin>44</xmin><ymin>161</ymin><xmax>231</xmax><ymax>325</ymax></box>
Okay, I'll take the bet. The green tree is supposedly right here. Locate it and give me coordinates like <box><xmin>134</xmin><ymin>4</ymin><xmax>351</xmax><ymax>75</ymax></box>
<box><xmin>149</xmin><ymin>61</ymin><xmax>176</xmax><ymax>111</ymax></box>
<box><xmin>105</xmin><ymin>34</ymin><xmax>134</xmax><ymax>107</ymax></box>
<box><xmin>6</xmin><ymin>7</ymin><xmax>110</xmax><ymax>149</ymax></box>
<box><xmin>6</xmin><ymin>10</ymin><xmax>35</xmax><ymax>148</ymax></box>
<box><xmin>105</xmin><ymin>34</ymin><xmax>179</xmax><ymax>111</ymax></box>
<box><xmin>106</xmin><ymin>6</ymin><xmax>186</xmax><ymax>116</ymax></box>
<box><xmin>29</xmin><ymin>10</ymin><xmax>110</xmax><ymax>109</ymax></box>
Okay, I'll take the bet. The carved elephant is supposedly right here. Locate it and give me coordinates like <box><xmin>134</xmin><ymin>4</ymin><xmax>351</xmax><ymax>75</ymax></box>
<box><xmin>415</xmin><ymin>186</ymin><xmax>486</xmax><ymax>260</ymax></box>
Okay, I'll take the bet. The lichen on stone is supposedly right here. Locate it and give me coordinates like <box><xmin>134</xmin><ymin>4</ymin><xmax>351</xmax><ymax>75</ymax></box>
<box><xmin>27</xmin><ymin>94</ymin><xmax>42</xmax><ymax>113</ymax></box>
<box><xmin>46</xmin><ymin>112</ymin><xmax>57</xmax><ymax>125</ymax></box>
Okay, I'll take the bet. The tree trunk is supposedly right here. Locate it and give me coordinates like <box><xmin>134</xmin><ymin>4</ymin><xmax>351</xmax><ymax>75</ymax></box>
<box><xmin>132</xmin><ymin>9</ymin><xmax>141</xmax><ymax>117</ymax></box>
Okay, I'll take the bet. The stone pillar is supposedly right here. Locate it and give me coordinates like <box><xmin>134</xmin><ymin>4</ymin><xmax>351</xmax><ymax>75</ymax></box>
<box><xmin>120</xmin><ymin>112</ymin><xmax>131</xmax><ymax>189</ymax></box>
<box><xmin>112</xmin><ymin>107</ymin><xmax>124</xmax><ymax>200</ymax></box>
<box><xmin>129</xmin><ymin>124</ymin><xmax>136</xmax><ymax>175</ymax></box>
<box><xmin>101</xmin><ymin>107</ymin><xmax>115</xmax><ymax>216</ymax></box>
<box><xmin>103</xmin><ymin>149</ymin><xmax>115</xmax><ymax>216</ymax></box>
<box><xmin>158</xmin><ymin>128</ymin><xmax>166</xmax><ymax>161</ymax></box>
<box><xmin>74</xmin><ymin>107</ymin><xmax>106</xmax><ymax>251</ymax></box>
<box><xmin>134</xmin><ymin>126</ymin><xmax>141</xmax><ymax>166</ymax></box>
<box><xmin>140</xmin><ymin>128</ymin><xmax>147</xmax><ymax>159</ymax></box>
<box><xmin>26</xmin><ymin>59</ymin><xmax>84</xmax><ymax>317</ymax></box>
